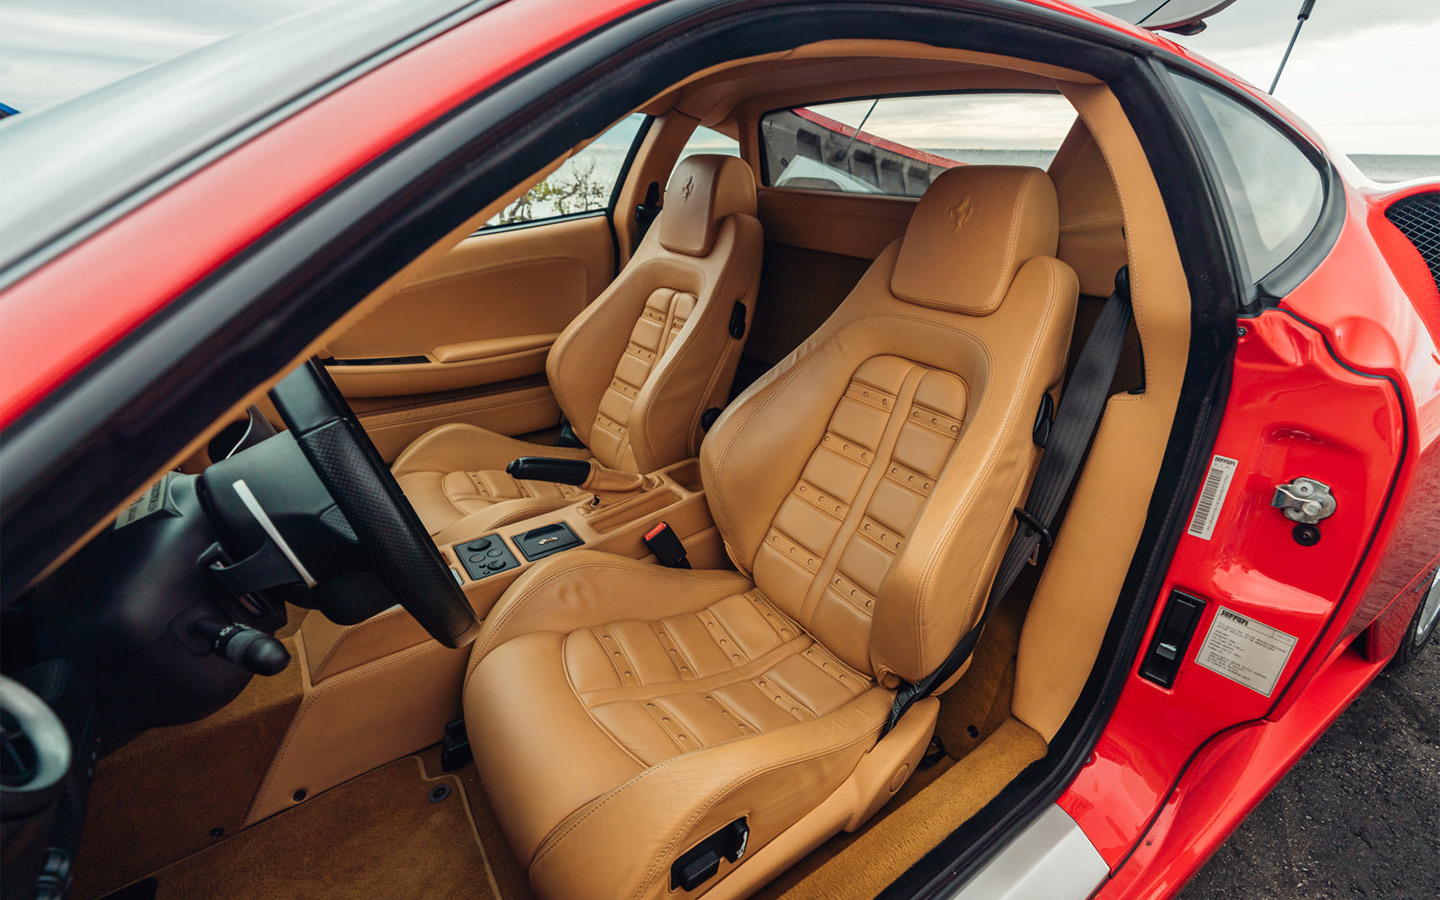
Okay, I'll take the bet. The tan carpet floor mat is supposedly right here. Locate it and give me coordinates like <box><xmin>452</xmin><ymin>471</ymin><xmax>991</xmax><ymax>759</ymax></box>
<box><xmin>103</xmin><ymin>756</ymin><xmax>498</xmax><ymax>900</ymax></box>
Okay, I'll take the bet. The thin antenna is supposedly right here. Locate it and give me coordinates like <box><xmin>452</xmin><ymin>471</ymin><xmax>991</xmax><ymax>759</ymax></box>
<box><xmin>835</xmin><ymin>99</ymin><xmax>880</xmax><ymax>168</ymax></box>
<box><xmin>1270</xmin><ymin>0</ymin><xmax>1318</xmax><ymax>94</ymax></box>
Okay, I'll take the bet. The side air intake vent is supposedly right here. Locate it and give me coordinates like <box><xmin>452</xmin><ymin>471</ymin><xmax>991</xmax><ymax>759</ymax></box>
<box><xmin>1385</xmin><ymin>192</ymin><xmax>1440</xmax><ymax>291</ymax></box>
<box><xmin>0</xmin><ymin>676</ymin><xmax>71</xmax><ymax>813</ymax></box>
<box><xmin>1</xmin><ymin>709</ymin><xmax>40</xmax><ymax>787</ymax></box>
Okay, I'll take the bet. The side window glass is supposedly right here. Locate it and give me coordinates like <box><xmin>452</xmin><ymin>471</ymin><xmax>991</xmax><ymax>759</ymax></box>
<box><xmin>1171</xmin><ymin>74</ymin><xmax>1326</xmax><ymax>282</ymax></box>
<box><xmin>486</xmin><ymin>113</ymin><xmax>646</xmax><ymax>228</ymax></box>
<box><xmin>759</xmin><ymin>93</ymin><xmax>1076</xmax><ymax>197</ymax></box>
<box><xmin>674</xmin><ymin>125</ymin><xmax>740</xmax><ymax>169</ymax></box>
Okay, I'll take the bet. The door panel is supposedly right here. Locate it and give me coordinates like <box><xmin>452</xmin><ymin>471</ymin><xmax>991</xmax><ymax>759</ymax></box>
<box><xmin>348</xmin><ymin>378</ymin><xmax>559</xmax><ymax>462</ymax></box>
<box><xmin>327</xmin><ymin>214</ymin><xmax>615</xmax><ymax>455</ymax></box>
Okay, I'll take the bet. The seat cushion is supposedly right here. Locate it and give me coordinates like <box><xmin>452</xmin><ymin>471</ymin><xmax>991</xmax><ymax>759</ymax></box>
<box><xmin>464</xmin><ymin>552</ymin><xmax>889</xmax><ymax>898</ymax></box>
<box><xmin>390</xmin><ymin>423</ymin><xmax>592</xmax><ymax>536</ymax></box>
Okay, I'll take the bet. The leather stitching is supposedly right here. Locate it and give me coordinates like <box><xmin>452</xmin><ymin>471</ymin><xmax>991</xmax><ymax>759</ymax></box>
<box><xmin>473</xmin><ymin>558</ymin><xmax>752</xmax><ymax>660</ymax></box>
<box><xmin>529</xmin><ymin>696</ymin><xmax>888</xmax><ymax>882</ymax></box>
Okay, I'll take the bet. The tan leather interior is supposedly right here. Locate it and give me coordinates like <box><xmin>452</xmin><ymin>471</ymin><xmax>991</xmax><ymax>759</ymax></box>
<box><xmin>63</xmin><ymin>34</ymin><xmax>1198</xmax><ymax>900</ymax></box>
<box><xmin>1049</xmin><ymin>119</ymin><xmax>1130</xmax><ymax>298</ymax></box>
<box><xmin>242</xmin><ymin>458</ymin><xmax>728</xmax><ymax>822</ymax></box>
<box><xmin>347</xmin><ymin>378</ymin><xmax>559</xmax><ymax>463</ymax></box>
<box><xmin>392</xmin><ymin>424</ymin><xmax>594</xmax><ymax>533</ymax></box>
<box><xmin>463</xmin><ymin>165</ymin><xmax>1078</xmax><ymax>900</ymax></box>
<box><xmin>613</xmin><ymin>110</ymin><xmax>704</xmax><ymax>262</ymax></box>
<box><xmin>639</xmin><ymin>41</ymin><xmax>1096</xmax><ymax>129</ymax></box>
<box><xmin>758</xmin><ymin>189</ymin><xmax>914</xmax><ymax>260</ymax></box>
<box><xmin>314</xmin><ymin>213</ymin><xmax>615</xmax><ymax>460</ymax></box>
<box><xmin>245</xmin><ymin>625</ymin><xmax>468</xmax><ymax>825</ymax></box>
<box><xmin>1011</xmin><ymin>82</ymin><xmax>1191</xmax><ymax>743</ymax></box>
<box><xmin>392</xmin><ymin>154</ymin><xmax>763</xmax><ymax>535</ymax></box>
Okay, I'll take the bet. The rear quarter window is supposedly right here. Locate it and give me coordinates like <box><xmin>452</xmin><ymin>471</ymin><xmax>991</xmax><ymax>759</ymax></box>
<box><xmin>1170</xmin><ymin>74</ymin><xmax>1327</xmax><ymax>283</ymax></box>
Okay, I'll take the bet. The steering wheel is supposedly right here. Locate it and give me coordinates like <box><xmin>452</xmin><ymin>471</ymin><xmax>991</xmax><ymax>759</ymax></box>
<box><xmin>269</xmin><ymin>359</ymin><xmax>479</xmax><ymax>649</ymax></box>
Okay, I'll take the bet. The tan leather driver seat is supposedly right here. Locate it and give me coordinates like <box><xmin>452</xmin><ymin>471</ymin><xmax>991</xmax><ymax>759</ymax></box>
<box><xmin>462</xmin><ymin>166</ymin><xmax>1078</xmax><ymax>900</ymax></box>
<box><xmin>393</xmin><ymin>155</ymin><xmax>762</xmax><ymax>536</ymax></box>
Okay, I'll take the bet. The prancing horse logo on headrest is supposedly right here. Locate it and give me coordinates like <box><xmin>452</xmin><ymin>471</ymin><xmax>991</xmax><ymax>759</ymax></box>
<box><xmin>948</xmin><ymin>196</ymin><xmax>975</xmax><ymax>232</ymax></box>
<box><xmin>681</xmin><ymin>175</ymin><xmax>695</xmax><ymax>201</ymax></box>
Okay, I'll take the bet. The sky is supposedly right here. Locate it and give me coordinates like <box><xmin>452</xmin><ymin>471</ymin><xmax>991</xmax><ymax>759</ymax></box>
<box><xmin>1</xmin><ymin>0</ymin><xmax>1437</xmax><ymax>155</ymax></box>
<box><xmin>802</xmin><ymin>94</ymin><xmax>1079</xmax><ymax>150</ymax></box>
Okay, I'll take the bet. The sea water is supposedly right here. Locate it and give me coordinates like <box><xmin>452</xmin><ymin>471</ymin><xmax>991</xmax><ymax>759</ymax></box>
<box><xmin>1349</xmin><ymin>155</ymin><xmax>1440</xmax><ymax>183</ymax></box>
<box><xmin>497</xmin><ymin>148</ymin><xmax>1439</xmax><ymax>224</ymax></box>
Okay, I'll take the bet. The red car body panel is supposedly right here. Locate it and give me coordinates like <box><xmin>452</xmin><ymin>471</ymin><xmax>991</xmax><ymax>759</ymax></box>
<box><xmin>1095</xmin><ymin>638</ymin><xmax>1381</xmax><ymax>900</ymax></box>
<box><xmin>0</xmin><ymin>2</ymin><xmax>1434</xmax><ymax>898</ymax></box>
<box><xmin>1080</xmin><ymin>177</ymin><xmax>1440</xmax><ymax>891</ymax></box>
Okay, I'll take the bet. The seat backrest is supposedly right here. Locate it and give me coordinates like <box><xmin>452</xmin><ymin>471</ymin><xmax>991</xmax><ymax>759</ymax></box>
<box><xmin>547</xmin><ymin>154</ymin><xmax>761</xmax><ymax>473</ymax></box>
<box><xmin>700</xmin><ymin>165</ymin><xmax>1078</xmax><ymax>686</ymax></box>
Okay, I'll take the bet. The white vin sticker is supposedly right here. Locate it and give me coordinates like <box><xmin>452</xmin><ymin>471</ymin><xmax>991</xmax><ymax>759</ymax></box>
<box><xmin>1195</xmin><ymin>607</ymin><xmax>1298</xmax><ymax>697</ymax></box>
<box><xmin>114</xmin><ymin>475</ymin><xmax>174</xmax><ymax>530</ymax></box>
<box><xmin>1186</xmin><ymin>454</ymin><xmax>1238</xmax><ymax>541</ymax></box>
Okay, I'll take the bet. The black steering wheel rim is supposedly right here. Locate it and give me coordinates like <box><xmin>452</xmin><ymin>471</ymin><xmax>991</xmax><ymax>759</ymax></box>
<box><xmin>269</xmin><ymin>359</ymin><xmax>478</xmax><ymax>649</ymax></box>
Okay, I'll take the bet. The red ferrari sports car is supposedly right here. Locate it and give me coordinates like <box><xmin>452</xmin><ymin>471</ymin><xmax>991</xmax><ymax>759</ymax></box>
<box><xmin>1</xmin><ymin>1</ymin><xmax>1436</xmax><ymax>899</ymax></box>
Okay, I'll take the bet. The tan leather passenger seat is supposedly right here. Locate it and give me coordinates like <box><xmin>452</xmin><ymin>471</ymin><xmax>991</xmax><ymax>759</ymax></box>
<box><xmin>461</xmin><ymin>166</ymin><xmax>1079</xmax><ymax>900</ymax></box>
<box><xmin>393</xmin><ymin>155</ymin><xmax>763</xmax><ymax>535</ymax></box>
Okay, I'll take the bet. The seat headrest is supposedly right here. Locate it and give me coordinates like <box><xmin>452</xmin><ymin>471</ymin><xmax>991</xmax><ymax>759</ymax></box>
<box><xmin>657</xmin><ymin>154</ymin><xmax>757</xmax><ymax>257</ymax></box>
<box><xmin>891</xmin><ymin>165</ymin><xmax>1060</xmax><ymax>316</ymax></box>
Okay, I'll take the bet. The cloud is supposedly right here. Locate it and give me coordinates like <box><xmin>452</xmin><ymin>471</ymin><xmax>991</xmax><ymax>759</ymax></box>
<box><xmin>1156</xmin><ymin>0</ymin><xmax>1440</xmax><ymax>51</ymax></box>
<box><xmin>1165</xmin><ymin>7</ymin><xmax>1440</xmax><ymax>154</ymax></box>
<box><xmin>813</xmin><ymin>95</ymin><xmax>1078</xmax><ymax>149</ymax></box>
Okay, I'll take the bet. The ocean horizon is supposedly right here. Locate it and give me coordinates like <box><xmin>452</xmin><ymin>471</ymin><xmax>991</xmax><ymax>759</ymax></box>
<box><xmin>501</xmin><ymin>148</ymin><xmax>1437</xmax><ymax>222</ymax></box>
<box><xmin>1348</xmin><ymin>155</ymin><xmax>1440</xmax><ymax>183</ymax></box>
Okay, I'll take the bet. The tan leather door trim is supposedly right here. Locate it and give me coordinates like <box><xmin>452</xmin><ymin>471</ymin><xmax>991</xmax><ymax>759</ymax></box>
<box><xmin>330</xmin><ymin>215</ymin><xmax>614</xmax><ymax>396</ymax></box>
<box><xmin>329</xmin><ymin>213</ymin><xmax>615</xmax><ymax>452</ymax></box>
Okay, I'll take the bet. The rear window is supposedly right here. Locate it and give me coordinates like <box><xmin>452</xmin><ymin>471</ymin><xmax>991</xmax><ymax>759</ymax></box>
<box><xmin>759</xmin><ymin>93</ymin><xmax>1076</xmax><ymax>197</ymax></box>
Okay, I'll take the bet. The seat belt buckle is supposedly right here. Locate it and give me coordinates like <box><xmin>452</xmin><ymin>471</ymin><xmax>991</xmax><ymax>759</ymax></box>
<box><xmin>643</xmin><ymin>522</ymin><xmax>692</xmax><ymax>569</ymax></box>
<box><xmin>1012</xmin><ymin>508</ymin><xmax>1054</xmax><ymax>548</ymax></box>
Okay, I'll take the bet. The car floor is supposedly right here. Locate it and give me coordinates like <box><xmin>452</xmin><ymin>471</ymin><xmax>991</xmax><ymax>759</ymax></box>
<box><xmin>77</xmin><ymin>564</ymin><xmax>1043</xmax><ymax>900</ymax></box>
<box><xmin>756</xmin><ymin>565</ymin><xmax>1047</xmax><ymax>900</ymax></box>
<box><xmin>71</xmin><ymin>634</ymin><xmax>305</xmax><ymax>899</ymax></box>
<box><xmin>95</xmin><ymin>755</ymin><xmax>496</xmax><ymax>900</ymax></box>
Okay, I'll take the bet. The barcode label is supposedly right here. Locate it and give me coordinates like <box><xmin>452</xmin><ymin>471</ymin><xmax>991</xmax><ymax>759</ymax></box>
<box><xmin>1187</xmin><ymin>455</ymin><xmax>1238</xmax><ymax>541</ymax></box>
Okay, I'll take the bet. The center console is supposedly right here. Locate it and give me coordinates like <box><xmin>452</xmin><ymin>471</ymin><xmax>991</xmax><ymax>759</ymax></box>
<box><xmin>250</xmin><ymin>456</ymin><xmax>724</xmax><ymax>824</ymax></box>
<box><xmin>440</xmin><ymin>457</ymin><xmax>723</xmax><ymax>616</ymax></box>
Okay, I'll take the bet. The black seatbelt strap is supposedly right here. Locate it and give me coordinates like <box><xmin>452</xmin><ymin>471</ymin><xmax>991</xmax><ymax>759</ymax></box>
<box><xmin>883</xmin><ymin>267</ymin><xmax>1134</xmax><ymax>735</ymax></box>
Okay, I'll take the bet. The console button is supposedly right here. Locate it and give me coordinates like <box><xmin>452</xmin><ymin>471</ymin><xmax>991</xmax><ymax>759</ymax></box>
<box><xmin>486</xmin><ymin>559</ymin><xmax>507</xmax><ymax>571</ymax></box>
<box><xmin>486</xmin><ymin>548</ymin><xmax>503</xmax><ymax>558</ymax></box>
<box><xmin>465</xmin><ymin>538</ymin><xmax>492</xmax><ymax>553</ymax></box>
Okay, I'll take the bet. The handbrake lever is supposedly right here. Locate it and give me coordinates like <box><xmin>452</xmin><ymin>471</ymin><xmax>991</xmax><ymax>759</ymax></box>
<box><xmin>505</xmin><ymin>457</ymin><xmax>592</xmax><ymax>485</ymax></box>
<box><xmin>506</xmin><ymin>457</ymin><xmax>651</xmax><ymax>502</ymax></box>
